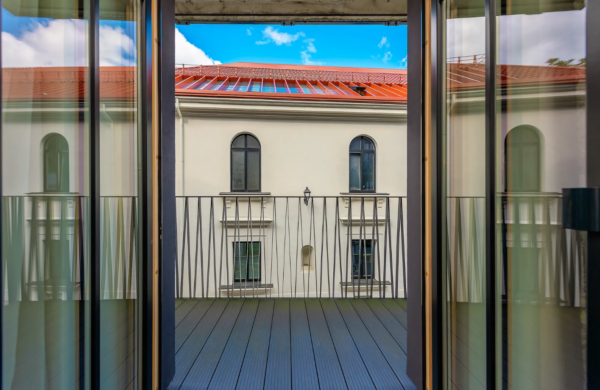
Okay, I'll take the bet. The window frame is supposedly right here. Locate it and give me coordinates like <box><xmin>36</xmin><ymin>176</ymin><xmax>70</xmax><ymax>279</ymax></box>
<box><xmin>351</xmin><ymin>239</ymin><xmax>374</xmax><ymax>279</ymax></box>
<box><xmin>230</xmin><ymin>134</ymin><xmax>261</xmax><ymax>192</ymax></box>
<box><xmin>349</xmin><ymin>136</ymin><xmax>376</xmax><ymax>193</ymax></box>
<box><xmin>43</xmin><ymin>133</ymin><xmax>70</xmax><ymax>193</ymax></box>
<box><xmin>233</xmin><ymin>241</ymin><xmax>261</xmax><ymax>282</ymax></box>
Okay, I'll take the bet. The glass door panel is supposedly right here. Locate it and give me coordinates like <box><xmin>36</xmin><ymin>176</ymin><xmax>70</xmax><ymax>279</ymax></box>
<box><xmin>444</xmin><ymin>1</ymin><xmax>488</xmax><ymax>389</ymax></box>
<box><xmin>496</xmin><ymin>4</ymin><xmax>587</xmax><ymax>390</ymax></box>
<box><xmin>2</xmin><ymin>3</ymin><xmax>91</xmax><ymax>389</ymax></box>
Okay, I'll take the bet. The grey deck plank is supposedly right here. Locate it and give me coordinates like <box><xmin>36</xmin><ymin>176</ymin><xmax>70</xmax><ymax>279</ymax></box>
<box><xmin>175</xmin><ymin>300</ymin><xmax>200</xmax><ymax>327</ymax></box>
<box><xmin>176</xmin><ymin>299</ymin><xmax>186</xmax><ymax>309</ymax></box>
<box><xmin>290</xmin><ymin>299</ymin><xmax>320</xmax><ymax>390</ymax></box>
<box><xmin>366</xmin><ymin>299</ymin><xmax>408</xmax><ymax>352</ymax></box>
<box><xmin>349</xmin><ymin>300</ymin><xmax>415</xmax><ymax>390</ymax></box>
<box><xmin>176</xmin><ymin>299</ymin><xmax>215</xmax><ymax>352</ymax></box>
<box><xmin>236</xmin><ymin>299</ymin><xmax>275</xmax><ymax>390</ymax></box>
<box><xmin>305</xmin><ymin>299</ymin><xmax>347</xmax><ymax>390</ymax></box>
<box><xmin>171</xmin><ymin>299</ymin><xmax>230</xmax><ymax>389</ymax></box>
<box><xmin>181</xmin><ymin>300</ymin><xmax>245</xmax><ymax>390</ymax></box>
<box><xmin>381</xmin><ymin>299</ymin><xmax>408</xmax><ymax>327</ymax></box>
<box><xmin>209</xmin><ymin>299</ymin><xmax>260</xmax><ymax>390</ymax></box>
<box><xmin>319</xmin><ymin>299</ymin><xmax>375</xmax><ymax>390</ymax></box>
<box><xmin>264</xmin><ymin>299</ymin><xmax>292</xmax><ymax>390</ymax></box>
<box><xmin>334</xmin><ymin>299</ymin><xmax>403</xmax><ymax>389</ymax></box>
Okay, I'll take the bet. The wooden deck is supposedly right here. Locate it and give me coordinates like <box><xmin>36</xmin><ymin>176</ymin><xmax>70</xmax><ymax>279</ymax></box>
<box><xmin>171</xmin><ymin>298</ymin><xmax>415</xmax><ymax>390</ymax></box>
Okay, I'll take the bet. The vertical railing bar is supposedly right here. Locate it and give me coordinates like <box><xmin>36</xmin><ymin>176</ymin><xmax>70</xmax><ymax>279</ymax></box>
<box><xmin>320</xmin><ymin>198</ymin><xmax>327</xmax><ymax>298</ymax></box>
<box><xmin>105</xmin><ymin>198</ymin><xmax>114</xmax><ymax>300</ymax></box>
<box><xmin>387</xmin><ymin>197</ymin><xmax>394</xmax><ymax>298</ymax></box>
<box><xmin>235</xmin><ymin>197</ymin><xmax>242</xmax><ymax>298</ymax></box>
<box><xmin>270</xmin><ymin>199</ymin><xmax>276</xmax><ymax>298</ymax></box>
<box><xmin>282</xmin><ymin>198</ymin><xmax>288</xmax><ymax>298</ymax></box>
<box><xmin>286</xmin><ymin>198</ymin><xmax>292</xmax><ymax>298</ymax></box>
<box><xmin>382</xmin><ymin>198</ymin><xmax>389</xmax><ymax>299</ymax></box>
<box><xmin>467</xmin><ymin>198</ymin><xmax>475</xmax><ymax>301</ymax></box>
<box><xmin>543</xmin><ymin>198</ymin><xmax>555</xmax><ymax>302</ymax></box>
<box><xmin>174</xmin><ymin>199</ymin><xmax>180</xmax><ymax>298</ymax></box>
<box><xmin>346</xmin><ymin>198</ymin><xmax>353</xmax><ymax>298</ymax></box>
<box><xmin>394</xmin><ymin>196</ymin><xmax>402</xmax><ymax>299</ymax></box>
<box><xmin>180</xmin><ymin>198</ymin><xmax>188</xmax><ymax>298</ymax></box>
<box><xmin>118</xmin><ymin>198</ymin><xmax>127</xmax><ymax>300</ymax></box>
<box><xmin>60</xmin><ymin>198</ymin><xmax>74</xmax><ymax>301</ymax></box>
<box><xmin>399</xmin><ymin>197</ymin><xmax>407</xmax><ymax>299</ymax></box>
<box><xmin>513</xmin><ymin>197</ymin><xmax>522</xmax><ymax>300</ymax></box>
<box><xmin>114</xmin><ymin>198</ymin><xmax>121</xmax><ymax>300</ymax></box>
<box><xmin>206</xmin><ymin>198</ymin><xmax>213</xmax><ymax>298</ymax></box>
<box><xmin>529</xmin><ymin>197</ymin><xmax>541</xmax><ymax>301</ymax></box>
<box><xmin>224</xmin><ymin>198</ymin><xmax>230</xmax><ymax>298</ymax></box>
<box><xmin>453</xmin><ymin>199</ymin><xmax>461</xmax><ymax>302</ymax></box>
<box><xmin>128</xmin><ymin>198</ymin><xmax>135</xmax><ymax>300</ymax></box>
<box><xmin>260</xmin><ymin>197</ymin><xmax>265</xmax><ymax>298</ymax></box>
<box><xmin>471</xmin><ymin>198</ymin><xmax>482</xmax><ymax>302</ymax></box>
<box><xmin>332</xmin><ymin>198</ymin><xmax>340</xmax><ymax>299</ymax></box>
<box><xmin>186</xmin><ymin>197</ymin><xmax>192</xmax><ymax>298</ymax></box>
<box><xmin>212</xmin><ymin>198</ymin><xmax>218</xmax><ymax>298</ymax></box>
<box><xmin>554</xmin><ymin>199</ymin><xmax>563</xmax><ymax>302</ymax></box>
<box><xmin>295</xmin><ymin>198</ymin><xmax>301</xmax><ymax>297</ymax></box>
<box><xmin>358</xmin><ymin>197</ymin><xmax>365</xmax><ymax>299</ymax></box>
<box><xmin>248</xmin><ymin>197</ymin><xmax>254</xmax><ymax>298</ymax></box>
<box><xmin>197</xmin><ymin>198</ymin><xmax>203</xmax><ymax>298</ymax></box>
<box><xmin>218</xmin><ymin>198</ymin><xmax>226</xmax><ymax>299</ymax></box>
<box><xmin>78</xmin><ymin>197</ymin><xmax>86</xmax><ymax>301</ymax></box>
<box><xmin>274</xmin><ymin>198</ymin><xmax>280</xmax><ymax>298</ymax></box>
<box><xmin>307</xmin><ymin>198</ymin><xmax>314</xmax><ymax>297</ymax></box>
<box><xmin>370</xmin><ymin>196</ymin><xmax>381</xmax><ymax>298</ymax></box>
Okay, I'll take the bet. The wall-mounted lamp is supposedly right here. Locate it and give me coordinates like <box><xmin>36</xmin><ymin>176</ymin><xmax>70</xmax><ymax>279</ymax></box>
<box><xmin>304</xmin><ymin>187</ymin><xmax>311</xmax><ymax>206</ymax></box>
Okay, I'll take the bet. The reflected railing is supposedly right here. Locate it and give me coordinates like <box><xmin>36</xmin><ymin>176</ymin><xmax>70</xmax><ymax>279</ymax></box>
<box><xmin>448</xmin><ymin>193</ymin><xmax>585</xmax><ymax>307</ymax></box>
<box><xmin>2</xmin><ymin>195</ymin><xmax>137</xmax><ymax>303</ymax></box>
<box><xmin>176</xmin><ymin>196</ymin><xmax>407</xmax><ymax>299</ymax></box>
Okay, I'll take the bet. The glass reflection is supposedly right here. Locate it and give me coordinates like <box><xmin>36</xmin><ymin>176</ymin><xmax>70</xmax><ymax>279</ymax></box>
<box><xmin>99</xmin><ymin>0</ymin><xmax>140</xmax><ymax>388</ymax></box>
<box><xmin>444</xmin><ymin>1</ymin><xmax>487</xmax><ymax>389</ymax></box>
<box><xmin>497</xmin><ymin>4</ymin><xmax>587</xmax><ymax>390</ymax></box>
<box><xmin>2</xmin><ymin>4</ymin><xmax>91</xmax><ymax>389</ymax></box>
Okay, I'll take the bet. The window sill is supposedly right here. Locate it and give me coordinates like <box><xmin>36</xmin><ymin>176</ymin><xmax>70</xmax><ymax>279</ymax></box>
<box><xmin>219</xmin><ymin>282</ymin><xmax>273</xmax><ymax>297</ymax></box>
<box><xmin>340</xmin><ymin>192</ymin><xmax>390</xmax><ymax>197</ymax></box>
<box><xmin>219</xmin><ymin>192</ymin><xmax>271</xmax><ymax>196</ymax></box>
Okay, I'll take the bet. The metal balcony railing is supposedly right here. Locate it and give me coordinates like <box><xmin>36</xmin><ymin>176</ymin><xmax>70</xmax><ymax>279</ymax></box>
<box><xmin>448</xmin><ymin>193</ymin><xmax>585</xmax><ymax>307</ymax></box>
<box><xmin>176</xmin><ymin>196</ymin><xmax>408</xmax><ymax>299</ymax></box>
<box><xmin>2</xmin><ymin>195</ymin><xmax>138</xmax><ymax>302</ymax></box>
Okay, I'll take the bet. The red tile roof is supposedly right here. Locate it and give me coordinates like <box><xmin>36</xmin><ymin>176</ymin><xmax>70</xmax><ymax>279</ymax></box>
<box><xmin>175</xmin><ymin>64</ymin><xmax>408</xmax><ymax>103</ymax></box>
<box><xmin>1</xmin><ymin>63</ymin><xmax>586</xmax><ymax>104</ymax></box>
<box><xmin>447</xmin><ymin>63</ymin><xmax>586</xmax><ymax>90</ymax></box>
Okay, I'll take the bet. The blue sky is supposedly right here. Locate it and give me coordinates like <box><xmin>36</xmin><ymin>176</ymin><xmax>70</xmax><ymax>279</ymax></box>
<box><xmin>176</xmin><ymin>24</ymin><xmax>407</xmax><ymax>69</ymax></box>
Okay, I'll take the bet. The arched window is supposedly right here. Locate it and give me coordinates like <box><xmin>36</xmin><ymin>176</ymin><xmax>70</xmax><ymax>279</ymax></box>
<box><xmin>505</xmin><ymin>126</ymin><xmax>541</xmax><ymax>192</ymax></box>
<box><xmin>43</xmin><ymin>134</ymin><xmax>69</xmax><ymax>193</ymax></box>
<box><xmin>349</xmin><ymin>136</ymin><xmax>375</xmax><ymax>192</ymax></box>
<box><xmin>231</xmin><ymin>134</ymin><xmax>261</xmax><ymax>192</ymax></box>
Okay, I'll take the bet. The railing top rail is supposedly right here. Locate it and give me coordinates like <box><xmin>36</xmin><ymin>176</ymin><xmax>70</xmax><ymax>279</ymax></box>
<box><xmin>176</xmin><ymin>195</ymin><xmax>407</xmax><ymax>199</ymax></box>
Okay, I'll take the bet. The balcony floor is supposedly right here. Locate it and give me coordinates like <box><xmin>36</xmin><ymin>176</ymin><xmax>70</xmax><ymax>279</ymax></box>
<box><xmin>171</xmin><ymin>298</ymin><xmax>415</xmax><ymax>390</ymax></box>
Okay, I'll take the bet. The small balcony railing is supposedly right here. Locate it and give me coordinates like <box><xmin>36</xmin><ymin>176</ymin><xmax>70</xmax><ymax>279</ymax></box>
<box><xmin>2</xmin><ymin>195</ymin><xmax>138</xmax><ymax>302</ymax></box>
<box><xmin>448</xmin><ymin>193</ymin><xmax>585</xmax><ymax>307</ymax></box>
<box><xmin>176</xmin><ymin>196</ymin><xmax>408</xmax><ymax>299</ymax></box>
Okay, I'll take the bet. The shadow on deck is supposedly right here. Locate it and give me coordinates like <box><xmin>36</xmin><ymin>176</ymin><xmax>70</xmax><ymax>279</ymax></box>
<box><xmin>171</xmin><ymin>298</ymin><xmax>415</xmax><ymax>390</ymax></box>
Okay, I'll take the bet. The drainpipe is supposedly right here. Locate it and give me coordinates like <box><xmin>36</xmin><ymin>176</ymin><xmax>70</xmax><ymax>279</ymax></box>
<box><xmin>176</xmin><ymin>98</ymin><xmax>184</xmax><ymax>195</ymax></box>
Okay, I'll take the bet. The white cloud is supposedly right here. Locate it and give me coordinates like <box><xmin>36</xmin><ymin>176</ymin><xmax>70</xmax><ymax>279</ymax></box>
<box><xmin>382</xmin><ymin>51</ymin><xmax>393</xmax><ymax>63</ymax></box>
<box><xmin>256</xmin><ymin>26</ymin><xmax>304</xmax><ymax>46</ymax></box>
<box><xmin>399</xmin><ymin>56</ymin><xmax>407</xmax><ymax>69</ymax></box>
<box><xmin>447</xmin><ymin>10</ymin><xmax>585</xmax><ymax>65</ymax></box>
<box><xmin>175</xmin><ymin>28</ymin><xmax>220</xmax><ymax>66</ymax></box>
<box><xmin>304</xmin><ymin>39</ymin><xmax>317</xmax><ymax>53</ymax></box>
<box><xmin>378</xmin><ymin>36</ymin><xmax>390</xmax><ymax>49</ymax></box>
<box><xmin>301</xmin><ymin>51</ymin><xmax>322</xmax><ymax>66</ymax></box>
<box><xmin>2</xmin><ymin>19</ymin><xmax>136</xmax><ymax>67</ymax></box>
<box><xmin>246</xmin><ymin>28</ymin><xmax>252</xmax><ymax>36</ymax></box>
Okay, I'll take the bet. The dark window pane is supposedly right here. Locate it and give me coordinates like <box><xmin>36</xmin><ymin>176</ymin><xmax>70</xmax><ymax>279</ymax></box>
<box><xmin>350</xmin><ymin>137</ymin><xmax>361</xmax><ymax>150</ymax></box>
<box><xmin>247</xmin><ymin>151</ymin><xmax>260</xmax><ymax>191</ymax></box>
<box><xmin>232</xmin><ymin>151</ymin><xmax>246</xmax><ymax>190</ymax></box>
<box><xmin>350</xmin><ymin>154</ymin><xmax>360</xmax><ymax>190</ymax></box>
<box><xmin>362</xmin><ymin>152</ymin><xmax>374</xmax><ymax>191</ymax></box>
<box><xmin>232</xmin><ymin>135</ymin><xmax>245</xmax><ymax>148</ymax></box>
<box><xmin>247</xmin><ymin>135</ymin><xmax>260</xmax><ymax>148</ymax></box>
<box><xmin>361</xmin><ymin>137</ymin><xmax>375</xmax><ymax>150</ymax></box>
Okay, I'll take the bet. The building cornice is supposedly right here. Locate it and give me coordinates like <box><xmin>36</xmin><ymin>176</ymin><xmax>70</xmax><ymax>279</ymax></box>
<box><xmin>176</xmin><ymin>95</ymin><xmax>407</xmax><ymax>122</ymax></box>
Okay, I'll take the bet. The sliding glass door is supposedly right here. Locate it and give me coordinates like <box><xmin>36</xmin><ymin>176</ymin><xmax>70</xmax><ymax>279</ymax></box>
<box><xmin>440</xmin><ymin>0</ymin><xmax>588</xmax><ymax>389</ymax></box>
